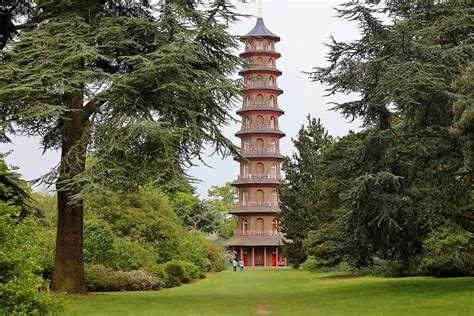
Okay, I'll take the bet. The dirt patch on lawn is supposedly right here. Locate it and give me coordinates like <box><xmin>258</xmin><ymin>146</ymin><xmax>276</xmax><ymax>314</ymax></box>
<box><xmin>319</xmin><ymin>274</ymin><xmax>361</xmax><ymax>280</ymax></box>
<box><xmin>255</xmin><ymin>302</ymin><xmax>273</xmax><ymax>314</ymax></box>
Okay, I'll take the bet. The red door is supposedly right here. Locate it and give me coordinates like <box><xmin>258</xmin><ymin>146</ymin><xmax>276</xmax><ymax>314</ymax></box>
<box><xmin>244</xmin><ymin>253</ymin><xmax>248</xmax><ymax>266</ymax></box>
<box><xmin>272</xmin><ymin>253</ymin><xmax>277</xmax><ymax>266</ymax></box>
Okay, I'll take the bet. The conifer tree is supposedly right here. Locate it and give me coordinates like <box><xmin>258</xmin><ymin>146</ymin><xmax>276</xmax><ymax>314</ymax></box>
<box><xmin>0</xmin><ymin>0</ymin><xmax>242</xmax><ymax>293</ymax></box>
<box><xmin>278</xmin><ymin>116</ymin><xmax>333</xmax><ymax>267</ymax></box>
<box><xmin>310</xmin><ymin>0</ymin><xmax>473</xmax><ymax>266</ymax></box>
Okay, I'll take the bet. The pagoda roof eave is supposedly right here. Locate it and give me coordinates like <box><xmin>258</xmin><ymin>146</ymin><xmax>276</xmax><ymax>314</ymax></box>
<box><xmin>224</xmin><ymin>235</ymin><xmax>285</xmax><ymax>247</ymax></box>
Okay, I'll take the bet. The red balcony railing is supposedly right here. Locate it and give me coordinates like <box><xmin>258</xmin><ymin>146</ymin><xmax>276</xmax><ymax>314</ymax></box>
<box><xmin>244</xmin><ymin>81</ymin><xmax>278</xmax><ymax>87</ymax></box>
<box><xmin>234</xmin><ymin>230</ymin><xmax>280</xmax><ymax>236</ymax></box>
<box><xmin>242</xmin><ymin>102</ymin><xmax>279</xmax><ymax>109</ymax></box>
<box><xmin>243</xmin><ymin>147</ymin><xmax>279</xmax><ymax>154</ymax></box>
<box><xmin>245</xmin><ymin>46</ymin><xmax>276</xmax><ymax>52</ymax></box>
<box><xmin>237</xmin><ymin>174</ymin><xmax>280</xmax><ymax>180</ymax></box>
<box><xmin>241</xmin><ymin>124</ymin><xmax>279</xmax><ymax>130</ymax></box>
<box><xmin>244</xmin><ymin>63</ymin><xmax>276</xmax><ymax>70</ymax></box>
<box><xmin>236</xmin><ymin>201</ymin><xmax>279</xmax><ymax>207</ymax></box>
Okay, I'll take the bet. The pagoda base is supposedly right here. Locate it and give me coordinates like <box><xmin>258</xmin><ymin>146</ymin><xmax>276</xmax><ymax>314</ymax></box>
<box><xmin>229</xmin><ymin>245</ymin><xmax>286</xmax><ymax>267</ymax></box>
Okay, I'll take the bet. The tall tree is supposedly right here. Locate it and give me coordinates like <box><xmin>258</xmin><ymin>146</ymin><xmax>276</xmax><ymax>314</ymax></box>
<box><xmin>310</xmin><ymin>0</ymin><xmax>473</xmax><ymax>266</ymax></box>
<box><xmin>278</xmin><ymin>116</ymin><xmax>333</xmax><ymax>267</ymax></box>
<box><xmin>0</xmin><ymin>0</ymin><xmax>242</xmax><ymax>293</ymax></box>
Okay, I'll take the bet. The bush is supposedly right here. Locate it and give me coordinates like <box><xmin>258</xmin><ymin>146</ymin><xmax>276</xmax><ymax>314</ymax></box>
<box><xmin>301</xmin><ymin>256</ymin><xmax>319</xmax><ymax>271</ymax></box>
<box><xmin>84</xmin><ymin>265</ymin><xmax>164</xmax><ymax>292</ymax></box>
<box><xmin>146</xmin><ymin>264</ymin><xmax>180</xmax><ymax>288</ymax></box>
<box><xmin>112</xmin><ymin>236</ymin><xmax>155</xmax><ymax>271</ymax></box>
<box><xmin>420</xmin><ymin>224</ymin><xmax>474</xmax><ymax>277</ymax></box>
<box><xmin>422</xmin><ymin>254</ymin><xmax>474</xmax><ymax>277</ymax></box>
<box><xmin>180</xmin><ymin>229</ymin><xmax>226</xmax><ymax>272</ymax></box>
<box><xmin>301</xmin><ymin>256</ymin><xmax>351</xmax><ymax>273</ymax></box>
<box><xmin>162</xmin><ymin>260</ymin><xmax>199</xmax><ymax>283</ymax></box>
<box><xmin>355</xmin><ymin>258</ymin><xmax>411</xmax><ymax>277</ymax></box>
<box><xmin>0</xmin><ymin>201</ymin><xmax>60</xmax><ymax>314</ymax></box>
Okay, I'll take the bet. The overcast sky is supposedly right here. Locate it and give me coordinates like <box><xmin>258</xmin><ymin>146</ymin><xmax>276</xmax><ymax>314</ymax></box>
<box><xmin>1</xmin><ymin>0</ymin><xmax>361</xmax><ymax>197</ymax></box>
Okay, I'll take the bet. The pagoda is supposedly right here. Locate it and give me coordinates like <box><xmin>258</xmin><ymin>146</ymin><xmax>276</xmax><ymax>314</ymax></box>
<box><xmin>226</xmin><ymin>15</ymin><xmax>287</xmax><ymax>267</ymax></box>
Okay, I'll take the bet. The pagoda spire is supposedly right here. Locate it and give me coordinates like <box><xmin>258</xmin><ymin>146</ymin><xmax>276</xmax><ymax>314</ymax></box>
<box><xmin>257</xmin><ymin>0</ymin><xmax>263</xmax><ymax>18</ymax></box>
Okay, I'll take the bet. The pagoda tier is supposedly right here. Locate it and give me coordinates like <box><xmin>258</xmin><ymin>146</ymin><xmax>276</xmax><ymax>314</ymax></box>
<box><xmin>225</xmin><ymin>18</ymin><xmax>287</xmax><ymax>267</ymax></box>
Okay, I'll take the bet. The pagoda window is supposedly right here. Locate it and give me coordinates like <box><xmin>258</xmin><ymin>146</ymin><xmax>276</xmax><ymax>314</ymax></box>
<box><xmin>256</xmin><ymin>75</ymin><xmax>263</xmax><ymax>85</ymax></box>
<box><xmin>268</xmin><ymin>58</ymin><xmax>274</xmax><ymax>68</ymax></box>
<box><xmin>256</xmin><ymin>94</ymin><xmax>264</xmax><ymax>104</ymax></box>
<box><xmin>272</xmin><ymin>218</ymin><xmax>278</xmax><ymax>232</ymax></box>
<box><xmin>242</xmin><ymin>218</ymin><xmax>248</xmax><ymax>233</ymax></box>
<box><xmin>245</xmin><ymin>95</ymin><xmax>251</xmax><ymax>107</ymax></box>
<box><xmin>242</xmin><ymin>190</ymin><xmax>249</xmax><ymax>204</ymax></box>
<box><xmin>243</xmin><ymin>164</ymin><xmax>250</xmax><ymax>177</ymax></box>
<box><xmin>244</xmin><ymin>140</ymin><xmax>250</xmax><ymax>152</ymax></box>
<box><xmin>256</xmin><ymin>162</ymin><xmax>264</xmax><ymax>175</ymax></box>
<box><xmin>269</xmin><ymin>95</ymin><xmax>275</xmax><ymax>107</ymax></box>
<box><xmin>270</xmin><ymin>116</ymin><xmax>276</xmax><ymax>128</ymax></box>
<box><xmin>268</xmin><ymin>76</ymin><xmax>276</xmax><ymax>86</ymax></box>
<box><xmin>271</xmin><ymin>163</ymin><xmax>277</xmax><ymax>178</ymax></box>
<box><xmin>256</xmin><ymin>189</ymin><xmax>264</xmax><ymax>202</ymax></box>
<box><xmin>270</xmin><ymin>139</ymin><xmax>276</xmax><ymax>152</ymax></box>
<box><xmin>257</xmin><ymin>40</ymin><xmax>263</xmax><ymax>50</ymax></box>
<box><xmin>272</xmin><ymin>190</ymin><xmax>278</xmax><ymax>204</ymax></box>
<box><xmin>245</xmin><ymin>116</ymin><xmax>250</xmax><ymax>127</ymax></box>
<box><xmin>256</xmin><ymin>218</ymin><xmax>264</xmax><ymax>232</ymax></box>
<box><xmin>256</xmin><ymin>138</ymin><xmax>264</xmax><ymax>149</ymax></box>
<box><xmin>257</xmin><ymin>57</ymin><xmax>264</xmax><ymax>66</ymax></box>
<box><xmin>256</xmin><ymin>115</ymin><xmax>264</xmax><ymax>125</ymax></box>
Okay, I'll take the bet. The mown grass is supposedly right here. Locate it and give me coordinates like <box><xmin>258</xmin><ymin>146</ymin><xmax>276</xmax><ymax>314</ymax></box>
<box><xmin>63</xmin><ymin>268</ymin><xmax>474</xmax><ymax>316</ymax></box>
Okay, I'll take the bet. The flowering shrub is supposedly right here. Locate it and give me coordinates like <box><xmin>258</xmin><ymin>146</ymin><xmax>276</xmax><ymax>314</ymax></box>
<box><xmin>85</xmin><ymin>265</ymin><xmax>164</xmax><ymax>291</ymax></box>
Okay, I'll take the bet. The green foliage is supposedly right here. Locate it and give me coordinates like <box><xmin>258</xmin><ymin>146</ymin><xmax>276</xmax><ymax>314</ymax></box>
<box><xmin>83</xmin><ymin>219</ymin><xmax>115</xmax><ymax>266</ymax></box>
<box><xmin>84</xmin><ymin>265</ymin><xmax>164</xmax><ymax>292</ymax></box>
<box><xmin>300</xmin><ymin>256</ymin><xmax>319</xmax><ymax>272</ymax></box>
<box><xmin>420</xmin><ymin>223</ymin><xmax>474</xmax><ymax>277</ymax></box>
<box><xmin>112</xmin><ymin>236</ymin><xmax>155</xmax><ymax>272</ymax></box>
<box><xmin>0</xmin><ymin>156</ymin><xmax>59</xmax><ymax>313</ymax></box>
<box><xmin>162</xmin><ymin>260</ymin><xmax>200</xmax><ymax>284</ymax></box>
<box><xmin>85</xmin><ymin>187</ymin><xmax>185</xmax><ymax>264</ymax></box>
<box><xmin>0</xmin><ymin>0</ymin><xmax>243</xmax><ymax>193</ymax></box>
<box><xmin>278</xmin><ymin>116</ymin><xmax>334</xmax><ymax>267</ymax></box>
<box><xmin>285</xmin><ymin>0</ymin><xmax>474</xmax><ymax>273</ymax></box>
<box><xmin>0</xmin><ymin>0</ymin><xmax>244</xmax><ymax>292</ymax></box>
<box><xmin>181</xmin><ymin>229</ymin><xmax>226</xmax><ymax>272</ymax></box>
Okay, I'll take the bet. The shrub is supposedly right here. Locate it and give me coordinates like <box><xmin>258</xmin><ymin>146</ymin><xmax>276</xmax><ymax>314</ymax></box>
<box><xmin>180</xmin><ymin>229</ymin><xmax>226</xmax><ymax>272</ymax></box>
<box><xmin>162</xmin><ymin>260</ymin><xmax>199</xmax><ymax>283</ymax></box>
<box><xmin>84</xmin><ymin>265</ymin><xmax>164</xmax><ymax>292</ymax></box>
<box><xmin>301</xmin><ymin>256</ymin><xmax>319</xmax><ymax>271</ymax></box>
<box><xmin>146</xmin><ymin>264</ymin><xmax>180</xmax><ymax>288</ymax></box>
<box><xmin>354</xmin><ymin>258</ymin><xmax>418</xmax><ymax>277</ymax></box>
<box><xmin>0</xmin><ymin>199</ymin><xmax>60</xmax><ymax>314</ymax></box>
<box><xmin>419</xmin><ymin>223</ymin><xmax>474</xmax><ymax>277</ymax></box>
<box><xmin>301</xmin><ymin>256</ymin><xmax>350</xmax><ymax>273</ymax></box>
<box><xmin>112</xmin><ymin>236</ymin><xmax>155</xmax><ymax>271</ymax></box>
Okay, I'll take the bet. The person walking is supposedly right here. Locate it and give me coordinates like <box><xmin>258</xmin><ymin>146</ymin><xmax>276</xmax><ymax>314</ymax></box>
<box><xmin>239</xmin><ymin>259</ymin><xmax>244</xmax><ymax>272</ymax></box>
<box><xmin>232</xmin><ymin>259</ymin><xmax>237</xmax><ymax>272</ymax></box>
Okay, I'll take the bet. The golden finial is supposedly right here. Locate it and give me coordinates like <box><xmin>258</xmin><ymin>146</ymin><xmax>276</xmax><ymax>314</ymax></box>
<box><xmin>257</xmin><ymin>0</ymin><xmax>263</xmax><ymax>18</ymax></box>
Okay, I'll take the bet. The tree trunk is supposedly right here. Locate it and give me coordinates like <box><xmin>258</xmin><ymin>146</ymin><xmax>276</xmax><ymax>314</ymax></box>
<box><xmin>51</xmin><ymin>94</ymin><xmax>88</xmax><ymax>294</ymax></box>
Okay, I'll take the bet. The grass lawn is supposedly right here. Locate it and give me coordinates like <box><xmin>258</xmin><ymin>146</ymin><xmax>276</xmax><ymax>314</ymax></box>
<box><xmin>63</xmin><ymin>268</ymin><xmax>474</xmax><ymax>316</ymax></box>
